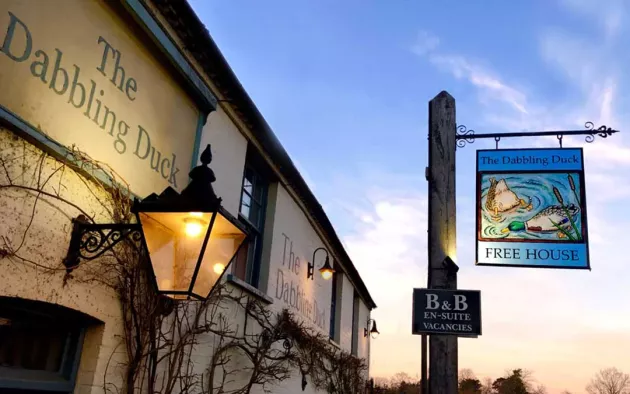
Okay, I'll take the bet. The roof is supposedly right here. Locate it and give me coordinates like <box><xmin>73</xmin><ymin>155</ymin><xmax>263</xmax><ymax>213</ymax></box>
<box><xmin>149</xmin><ymin>0</ymin><xmax>377</xmax><ymax>310</ymax></box>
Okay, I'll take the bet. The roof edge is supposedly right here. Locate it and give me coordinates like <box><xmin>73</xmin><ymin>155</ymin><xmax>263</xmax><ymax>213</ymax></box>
<box><xmin>147</xmin><ymin>0</ymin><xmax>377</xmax><ymax>310</ymax></box>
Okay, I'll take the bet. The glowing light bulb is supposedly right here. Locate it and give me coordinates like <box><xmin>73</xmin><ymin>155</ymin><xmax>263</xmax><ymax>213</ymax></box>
<box><xmin>184</xmin><ymin>219</ymin><xmax>203</xmax><ymax>237</ymax></box>
<box><xmin>190</xmin><ymin>212</ymin><xmax>203</xmax><ymax>218</ymax></box>
<box><xmin>320</xmin><ymin>269</ymin><xmax>333</xmax><ymax>280</ymax></box>
<box><xmin>213</xmin><ymin>263</ymin><xmax>225</xmax><ymax>274</ymax></box>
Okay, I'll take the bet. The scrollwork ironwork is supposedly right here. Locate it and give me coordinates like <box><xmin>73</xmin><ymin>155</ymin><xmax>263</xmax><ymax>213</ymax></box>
<box><xmin>77</xmin><ymin>227</ymin><xmax>142</xmax><ymax>261</ymax></box>
<box><xmin>456</xmin><ymin>125</ymin><xmax>475</xmax><ymax>148</ymax></box>
<box><xmin>584</xmin><ymin>121</ymin><xmax>616</xmax><ymax>143</ymax></box>
<box><xmin>453</xmin><ymin>121</ymin><xmax>619</xmax><ymax>149</ymax></box>
<box><xmin>63</xmin><ymin>217</ymin><xmax>143</xmax><ymax>271</ymax></box>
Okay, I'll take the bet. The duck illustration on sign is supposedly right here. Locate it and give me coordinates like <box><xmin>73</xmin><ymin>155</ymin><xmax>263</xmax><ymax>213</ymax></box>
<box><xmin>485</xmin><ymin>177</ymin><xmax>532</xmax><ymax>218</ymax></box>
<box><xmin>479</xmin><ymin>173</ymin><xmax>584</xmax><ymax>242</ymax></box>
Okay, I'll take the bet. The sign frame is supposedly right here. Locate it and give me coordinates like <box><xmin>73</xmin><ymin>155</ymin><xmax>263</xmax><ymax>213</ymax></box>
<box><xmin>411</xmin><ymin>288</ymin><xmax>482</xmax><ymax>337</ymax></box>
<box><xmin>475</xmin><ymin>147</ymin><xmax>590</xmax><ymax>270</ymax></box>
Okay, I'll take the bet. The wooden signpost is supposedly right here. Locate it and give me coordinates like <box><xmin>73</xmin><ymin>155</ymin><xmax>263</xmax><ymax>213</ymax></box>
<box><xmin>424</xmin><ymin>91</ymin><xmax>458</xmax><ymax>394</ymax></box>
<box><xmin>420</xmin><ymin>90</ymin><xmax>619</xmax><ymax>393</ymax></box>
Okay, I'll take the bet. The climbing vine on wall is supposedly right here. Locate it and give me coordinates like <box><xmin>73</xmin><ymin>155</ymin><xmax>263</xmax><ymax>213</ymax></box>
<box><xmin>0</xmin><ymin>129</ymin><xmax>367</xmax><ymax>394</ymax></box>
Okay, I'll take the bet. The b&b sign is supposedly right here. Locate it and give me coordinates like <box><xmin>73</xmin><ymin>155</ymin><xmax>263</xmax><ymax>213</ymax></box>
<box><xmin>412</xmin><ymin>288</ymin><xmax>481</xmax><ymax>337</ymax></box>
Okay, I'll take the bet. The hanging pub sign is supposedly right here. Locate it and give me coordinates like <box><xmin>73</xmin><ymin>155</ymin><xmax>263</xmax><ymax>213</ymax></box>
<box><xmin>476</xmin><ymin>148</ymin><xmax>589</xmax><ymax>269</ymax></box>
<box><xmin>411</xmin><ymin>288</ymin><xmax>482</xmax><ymax>337</ymax></box>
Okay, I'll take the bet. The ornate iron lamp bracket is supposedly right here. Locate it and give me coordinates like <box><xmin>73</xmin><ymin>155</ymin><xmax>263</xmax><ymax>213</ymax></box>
<box><xmin>63</xmin><ymin>214</ymin><xmax>142</xmax><ymax>272</ymax></box>
<box><xmin>455</xmin><ymin>122</ymin><xmax>620</xmax><ymax>149</ymax></box>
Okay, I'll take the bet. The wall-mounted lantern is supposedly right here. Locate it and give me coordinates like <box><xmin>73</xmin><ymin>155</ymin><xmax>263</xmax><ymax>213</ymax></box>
<box><xmin>63</xmin><ymin>145</ymin><xmax>248</xmax><ymax>301</ymax></box>
<box><xmin>364</xmin><ymin>319</ymin><xmax>380</xmax><ymax>339</ymax></box>
<box><xmin>306</xmin><ymin>247</ymin><xmax>335</xmax><ymax>280</ymax></box>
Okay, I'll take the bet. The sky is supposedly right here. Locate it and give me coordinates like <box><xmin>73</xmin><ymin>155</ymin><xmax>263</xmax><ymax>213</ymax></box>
<box><xmin>188</xmin><ymin>1</ymin><xmax>630</xmax><ymax>393</ymax></box>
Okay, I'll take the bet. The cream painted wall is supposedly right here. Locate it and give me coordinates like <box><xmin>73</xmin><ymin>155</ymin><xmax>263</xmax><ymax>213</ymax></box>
<box><xmin>358</xmin><ymin>299</ymin><xmax>371</xmax><ymax>359</ymax></box>
<box><xmin>339</xmin><ymin>273</ymin><xmax>356</xmax><ymax>351</ymax></box>
<box><xmin>265</xmin><ymin>184</ymin><xmax>333</xmax><ymax>337</ymax></box>
<box><xmin>0</xmin><ymin>3</ymin><xmax>374</xmax><ymax>394</ymax></box>
<box><xmin>0</xmin><ymin>128</ymin><xmax>127</xmax><ymax>394</ymax></box>
<box><xmin>0</xmin><ymin>1</ymin><xmax>199</xmax><ymax>197</ymax></box>
<box><xmin>197</xmin><ymin>106</ymin><xmax>248</xmax><ymax>218</ymax></box>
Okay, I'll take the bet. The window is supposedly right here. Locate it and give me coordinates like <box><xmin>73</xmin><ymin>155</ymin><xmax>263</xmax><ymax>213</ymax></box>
<box><xmin>233</xmin><ymin>165</ymin><xmax>268</xmax><ymax>288</ymax></box>
<box><xmin>329</xmin><ymin>269</ymin><xmax>338</xmax><ymax>340</ymax></box>
<box><xmin>0</xmin><ymin>297</ymin><xmax>89</xmax><ymax>394</ymax></box>
<box><xmin>351</xmin><ymin>291</ymin><xmax>360</xmax><ymax>356</ymax></box>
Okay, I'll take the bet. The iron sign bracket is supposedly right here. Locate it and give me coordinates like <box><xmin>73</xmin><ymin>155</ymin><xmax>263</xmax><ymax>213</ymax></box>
<box><xmin>62</xmin><ymin>214</ymin><xmax>143</xmax><ymax>272</ymax></box>
<box><xmin>455</xmin><ymin>122</ymin><xmax>620</xmax><ymax>150</ymax></box>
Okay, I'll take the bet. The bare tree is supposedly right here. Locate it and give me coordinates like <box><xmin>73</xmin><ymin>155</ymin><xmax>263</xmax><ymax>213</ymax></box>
<box><xmin>481</xmin><ymin>377</ymin><xmax>493</xmax><ymax>394</ymax></box>
<box><xmin>373</xmin><ymin>377</ymin><xmax>390</xmax><ymax>388</ymax></box>
<box><xmin>460</xmin><ymin>368</ymin><xmax>477</xmax><ymax>383</ymax></box>
<box><xmin>531</xmin><ymin>384</ymin><xmax>548</xmax><ymax>394</ymax></box>
<box><xmin>390</xmin><ymin>372</ymin><xmax>414</xmax><ymax>387</ymax></box>
<box><xmin>587</xmin><ymin>368</ymin><xmax>630</xmax><ymax>394</ymax></box>
<box><xmin>0</xmin><ymin>135</ymin><xmax>370</xmax><ymax>394</ymax></box>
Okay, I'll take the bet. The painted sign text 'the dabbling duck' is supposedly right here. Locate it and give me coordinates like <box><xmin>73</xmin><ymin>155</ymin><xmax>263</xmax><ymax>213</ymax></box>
<box><xmin>0</xmin><ymin>2</ymin><xmax>200</xmax><ymax>196</ymax></box>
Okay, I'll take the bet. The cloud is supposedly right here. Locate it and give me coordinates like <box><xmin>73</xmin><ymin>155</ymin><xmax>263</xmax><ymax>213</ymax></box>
<box><xmin>430</xmin><ymin>54</ymin><xmax>530</xmax><ymax>116</ymax></box>
<box><xmin>341</xmin><ymin>27</ymin><xmax>630</xmax><ymax>390</ymax></box>
<box><xmin>558</xmin><ymin>0</ymin><xmax>626</xmax><ymax>39</ymax></box>
<box><xmin>539</xmin><ymin>29</ymin><xmax>619</xmax><ymax>127</ymax></box>
<box><xmin>415</xmin><ymin>28</ymin><xmax>626</xmax><ymax>170</ymax></box>
<box><xmin>328</xmin><ymin>17</ymin><xmax>630</xmax><ymax>392</ymax></box>
<box><xmin>537</xmin><ymin>28</ymin><xmax>630</xmax><ymax>175</ymax></box>
<box><xmin>539</xmin><ymin>30</ymin><xmax>604</xmax><ymax>92</ymax></box>
<box><xmin>332</xmin><ymin>170</ymin><xmax>630</xmax><ymax>391</ymax></box>
<box><xmin>411</xmin><ymin>31</ymin><xmax>531</xmax><ymax>119</ymax></box>
<box><xmin>333</xmin><ymin>183</ymin><xmax>427</xmax><ymax>376</ymax></box>
<box><xmin>343</xmin><ymin>193</ymin><xmax>427</xmax><ymax>309</ymax></box>
<box><xmin>411</xmin><ymin>30</ymin><xmax>439</xmax><ymax>56</ymax></box>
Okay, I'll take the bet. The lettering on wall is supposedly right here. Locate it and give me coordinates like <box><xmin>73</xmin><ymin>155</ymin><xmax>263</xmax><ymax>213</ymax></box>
<box><xmin>274</xmin><ymin>233</ymin><xmax>326</xmax><ymax>330</ymax></box>
<box><xmin>0</xmin><ymin>3</ymin><xmax>199</xmax><ymax>196</ymax></box>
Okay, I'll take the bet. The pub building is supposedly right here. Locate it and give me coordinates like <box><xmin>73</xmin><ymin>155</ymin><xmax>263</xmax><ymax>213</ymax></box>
<box><xmin>0</xmin><ymin>1</ymin><xmax>377</xmax><ymax>393</ymax></box>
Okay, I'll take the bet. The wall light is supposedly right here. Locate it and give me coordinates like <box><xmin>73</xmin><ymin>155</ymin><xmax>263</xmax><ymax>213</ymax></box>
<box><xmin>63</xmin><ymin>144</ymin><xmax>248</xmax><ymax>301</ymax></box>
<box><xmin>307</xmin><ymin>247</ymin><xmax>335</xmax><ymax>280</ymax></box>
<box><xmin>364</xmin><ymin>319</ymin><xmax>380</xmax><ymax>339</ymax></box>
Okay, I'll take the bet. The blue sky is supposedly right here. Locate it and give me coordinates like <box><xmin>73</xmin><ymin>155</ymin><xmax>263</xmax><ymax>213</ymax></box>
<box><xmin>189</xmin><ymin>1</ymin><xmax>630</xmax><ymax>392</ymax></box>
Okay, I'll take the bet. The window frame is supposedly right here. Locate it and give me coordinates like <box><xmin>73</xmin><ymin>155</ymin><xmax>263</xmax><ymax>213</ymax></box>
<box><xmin>351</xmin><ymin>291</ymin><xmax>360</xmax><ymax>356</ymax></box>
<box><xmin>0</xmin><ymin>297</ymin><xmax>89</xmax><ymax>393</ymax></box>
<box><xmin>329</xmin><ymin>268</ymin><xmax>340</xmax><ymax>341</ymax></box>
<box><xmin>236</xmin><ymin>164</ymin><xmax>269</xmax><ymax>288</ymax></box>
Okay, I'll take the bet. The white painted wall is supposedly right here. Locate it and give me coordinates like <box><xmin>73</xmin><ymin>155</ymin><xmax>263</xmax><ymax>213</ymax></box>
<box><xmin>339</xmin><ymin>273</ymin><xmax>356</xmax><ymax>352</ymax></box>
<box><xmin>0</xmin><ymin>3</ymin><xmax>375</xmax><ymax>394</ymax></box>
<box><xmin>265</xmin><ymin>184</ymin><xmax>333</xmax><ymax>337</ymax></box>
<box><xmin>0</xmin><ymin>101</ymin><xmax>374</xmax><ymax>394</ymax></box>
<box><xmin>358</xmin><ymin>299</ymin><xmax>371</xmax><ymax>359</ymax></box>
<box><xmin>0</xmin><ymin>1</ymin><xmax>200</xmax><ymax>198</ymax></box>
<box><xmin>0</xmin><ymin>128</ymin><xmax>127</xmax><ymax>394</ymax></box>
<box><xmin>198</xmin><ymin>106</ymin><xmax>248</xmax><ymax>218</ymax></box>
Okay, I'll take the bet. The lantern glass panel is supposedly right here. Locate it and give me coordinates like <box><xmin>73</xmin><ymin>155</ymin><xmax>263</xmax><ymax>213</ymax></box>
<box><xmin>190</xmin><ymin>212</ymin><xmax>246</xmax><ymax>297</ymax></box>
<box><xmin>138</xmin><ymin>210</ymin><xmax>246</xmax><ymax>299</ymax></box>
<box><xmin>138</xmin><ymin>211</ymin><xmax>211</xmax><ymax>298</ymax></box>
